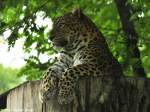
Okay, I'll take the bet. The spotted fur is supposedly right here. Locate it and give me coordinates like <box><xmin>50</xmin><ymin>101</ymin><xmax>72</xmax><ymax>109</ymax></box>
<box><xmin>39</xmin><ymin>9</ymin><xmax>123</xmax><ymax>104</ymax></box>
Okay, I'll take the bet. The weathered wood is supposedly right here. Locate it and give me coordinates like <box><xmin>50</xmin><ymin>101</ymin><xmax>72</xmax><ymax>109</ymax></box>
<box><xmin>1</xmin><ymin>77</ymin><xmax>150</xmax><ymax>112</ymax></box>
<box><xmin>7</xmin><ymin>81</ymin><xmax>42</xmax><ymax>112</ymax></box>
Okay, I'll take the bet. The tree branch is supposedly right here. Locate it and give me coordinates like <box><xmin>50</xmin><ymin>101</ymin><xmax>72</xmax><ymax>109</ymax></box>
<box><xmin>114</xmin><ymin>0</ymin><xmax>146</xmax><ymax>77</ymax></box>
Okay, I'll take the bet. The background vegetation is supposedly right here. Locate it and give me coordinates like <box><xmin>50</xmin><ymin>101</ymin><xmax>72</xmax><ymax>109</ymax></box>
<box><xmin>0</xmin><ymin>0</ymin><xmax>149</xmax><ymax>92</ymax></box>
<box><xmin>0</xmin><ymin>64</ymin><xmax>21</xmax><ymax>93</ymax></box>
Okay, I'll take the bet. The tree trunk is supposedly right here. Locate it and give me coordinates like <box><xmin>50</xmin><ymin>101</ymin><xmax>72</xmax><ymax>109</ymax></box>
<box><xmin>1</xmin><ymin>77</ymin><xmax>150</xmax><ymax>112</ymax></box>
<box><xmin>114</xmin><ymin>0</ymin><xmax>146</xmax><ymax>77</ymax></box>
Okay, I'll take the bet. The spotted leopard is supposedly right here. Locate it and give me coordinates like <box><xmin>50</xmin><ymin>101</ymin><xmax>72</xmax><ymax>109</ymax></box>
<box><xmin>39</xmin><ymin>9</ymin><xmax>123</xmax><ymax>104</ymax></box>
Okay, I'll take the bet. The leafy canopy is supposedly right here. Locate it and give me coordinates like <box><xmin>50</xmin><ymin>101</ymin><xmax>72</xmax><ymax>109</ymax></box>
<box><xmin>0</xmin><ymin>0</ymin><xmax>149</xmax><ymax>80</ymax></box>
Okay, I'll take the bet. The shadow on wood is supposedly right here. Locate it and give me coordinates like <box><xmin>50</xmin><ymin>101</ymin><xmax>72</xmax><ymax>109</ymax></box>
<box><xmin>0</xmin><ymin>77</ymin><xmax>150</xmax><ymax>112</ymax></box>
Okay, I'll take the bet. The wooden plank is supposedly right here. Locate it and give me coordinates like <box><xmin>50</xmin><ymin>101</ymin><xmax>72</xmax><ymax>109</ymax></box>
<box><xmin>7</xmin><ymin>82</ymin><xmax>24</xmax><ymax>112</ymax></box>
<box><xmin>7</xmin><ymin>81</ymin><xmax>42</xmax><ymax>112</ymax></box>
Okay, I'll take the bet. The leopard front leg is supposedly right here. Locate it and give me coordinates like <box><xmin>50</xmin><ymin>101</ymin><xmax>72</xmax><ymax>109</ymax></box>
<box><xmin>39</xmin><ymin>51</ymin><xmax>73</xmax><ymax>103</ymax></box>
<box><xmin>57</xmin><ymin>64</ymin><xmax>97</xmax><ymax>104</ymax></box>
<box><xmin>40</xmin><ymin>69</ymin><xmax>58</xmax><ymax>102</ymax></box>
<box><xmin>57</xmin><ymin>68</ymin><xmax>79</xmax><ymax>104</ymax></box>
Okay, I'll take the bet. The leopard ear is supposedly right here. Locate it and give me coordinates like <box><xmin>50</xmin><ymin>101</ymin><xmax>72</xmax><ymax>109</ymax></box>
<box><xmin>72</xmin><ymin>8</ymin><xmax>83</xmax><ymax>18</ymax></box>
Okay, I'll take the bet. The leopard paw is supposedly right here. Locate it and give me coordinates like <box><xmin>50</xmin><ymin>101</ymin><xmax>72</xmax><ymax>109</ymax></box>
<box><xmin>39</xmin><ymin>86</ymin><xmax>58</xmax><ymax>102</ymax></box>
<box><xmin>44</xmin><ymin>88</ymin><xmax>57</xmax><ymax>100</ymax></box>
<box><xmin>40</xmin><ymin>75</ymin><xmax>58</xmax><ymax>102</ymax></box>
<box><xmin>57</xmin><ymin>93</ymin><xmax>74</xmax><ymax>104</ymax></box>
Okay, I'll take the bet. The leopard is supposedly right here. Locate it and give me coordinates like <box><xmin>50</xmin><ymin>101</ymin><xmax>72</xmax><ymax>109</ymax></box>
<box><xmin>39</xmin><ymin>8</ymin><xmax>123</xmax><ymax>104</ymax></box>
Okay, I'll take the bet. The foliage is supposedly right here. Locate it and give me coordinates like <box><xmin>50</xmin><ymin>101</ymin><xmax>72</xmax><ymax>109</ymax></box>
<box><xmin>0</xmin><ymin>0</ymin><xmax>149</xmax><ymax>80</ymax></box>
<box><xmin>0</xmin><ymin>64</ymin><xmax>22</xmax><ymax>93</ymax></box>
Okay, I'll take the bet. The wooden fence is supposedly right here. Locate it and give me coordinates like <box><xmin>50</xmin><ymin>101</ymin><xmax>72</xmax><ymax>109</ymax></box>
<box><xmin>0</xmin><ymin>77</ymin><xmax>150</xmax><ymax>112</ymax></box>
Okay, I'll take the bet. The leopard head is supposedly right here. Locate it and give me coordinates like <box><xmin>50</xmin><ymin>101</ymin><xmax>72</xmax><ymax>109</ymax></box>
<box><xmin>49</xmin><ymin>9</ymin><xmax>104</xmax><ymax>51</ymax></box>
